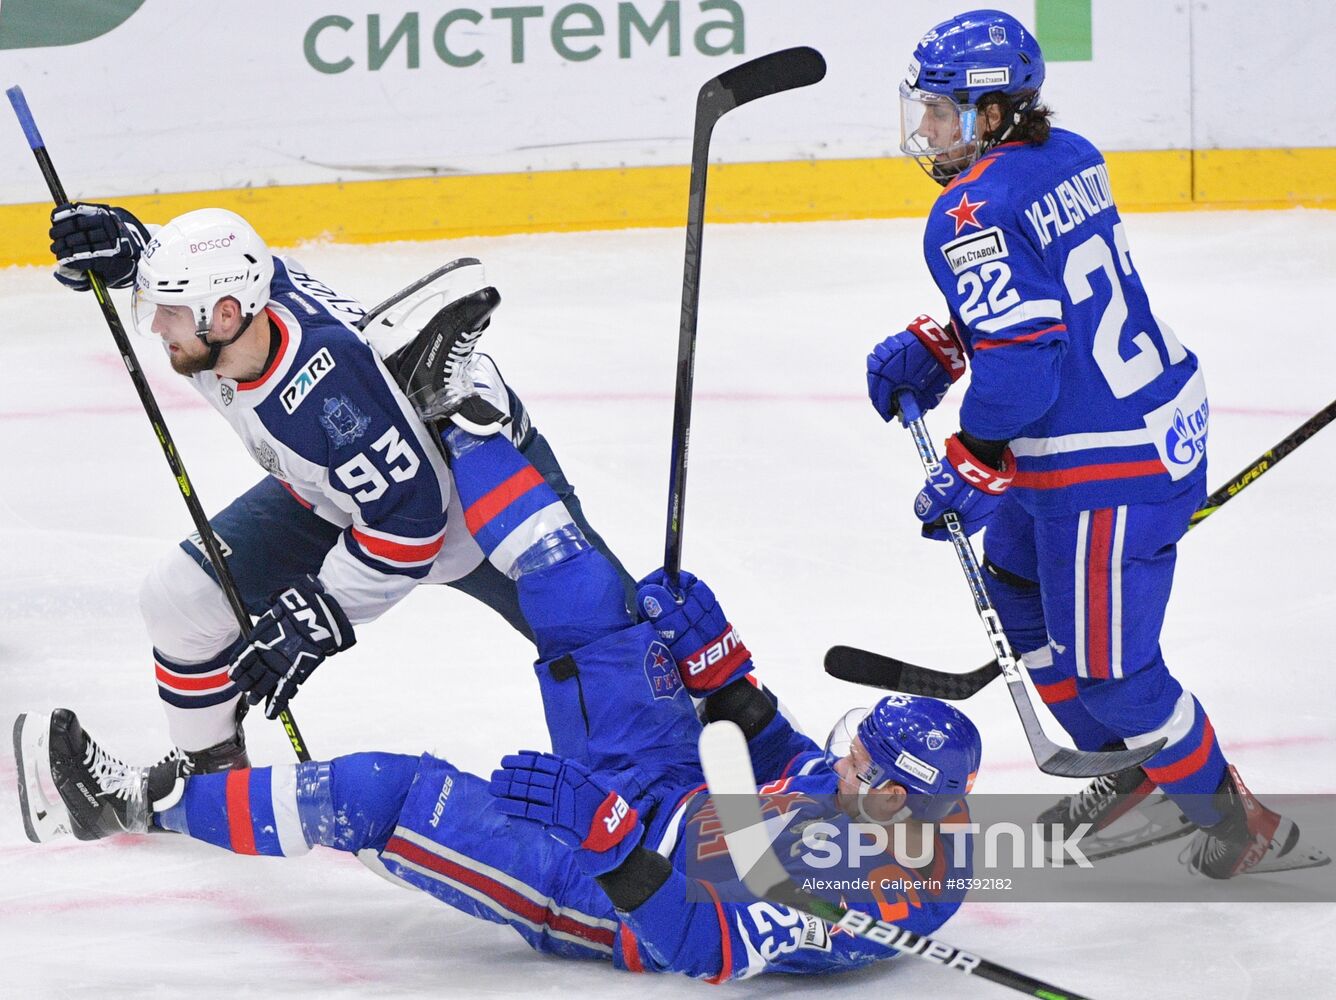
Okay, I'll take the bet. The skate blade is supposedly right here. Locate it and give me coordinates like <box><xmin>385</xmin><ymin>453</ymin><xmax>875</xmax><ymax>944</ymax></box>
<box><xmin>1054</xmin><ymin>796</ymin><xmax>1195</xmax><ymax>865</ymax></box>
<box><xmin>1245</xmin><ymin>819</ymin><xmax>1332</xmax><ymax>875</ymax></box>
<box><xmin>12</xmin><ymin>712</ymin><xmax>73</xmax><ymax>843</ymax></box>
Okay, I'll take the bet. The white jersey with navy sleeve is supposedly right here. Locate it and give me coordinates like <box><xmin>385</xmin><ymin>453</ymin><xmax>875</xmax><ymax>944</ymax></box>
<box><xmin>189</xmin><ymin>257</ymin><xmax>495</xmax><ymax>624</ymax></box>
<box><xmin>924</xmin><ymin>128</ymin><xmax>1209</xmax><ymax>514</ymax></box>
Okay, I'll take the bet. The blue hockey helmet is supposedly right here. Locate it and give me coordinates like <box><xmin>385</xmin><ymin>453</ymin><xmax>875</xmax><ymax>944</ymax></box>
<box><xmin>831</xmin><ymin>694</ymin><xmax>981</xmax><ymax>821</ymax></box>
<box><xmin>900</xmin><ymin>9</ymin><xmax>1046</xmax><ymax>181</ymax></box>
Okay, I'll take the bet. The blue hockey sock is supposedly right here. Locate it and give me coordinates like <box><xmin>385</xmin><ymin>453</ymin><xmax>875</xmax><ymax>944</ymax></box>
<box><xmin>155</xmin><ymin>752</ymin><xmax>420</xmax><ymax>856</ymax></box>
<box><xmin>1023</xmin><ymin>648</ymin><xmax>1122</xmax><ymax>751</ymax></box>
<box><xmin>1133</xmin><ymin>694</ymin><xmax>1228</xmax><ymax>827</ymax></box>
<box><xmin>444</xmin><ymin>426</ymin><xmax>587</xmax><ymax>579</ymax></box>
<box><xmin>519</xmin><ymin>546</ymin><xmax>634</xmax><ymax>661</ymax></box>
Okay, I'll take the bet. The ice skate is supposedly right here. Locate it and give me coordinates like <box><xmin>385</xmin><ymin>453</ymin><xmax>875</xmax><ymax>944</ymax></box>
<box><xmin>387</xmin><ymin>286</ymin><xmax>510</xmax><ymax>435</ymax></box>
<box><xmin>1182</xmin><ymin>766</ymin><xmax>1330</xmax><ymax>878</ymax></box>
<box><xmin>1039</xmin><ymin>762</ymin><xmax>1194</xmax><ymax>863</ymax></box>
<box><xmin>13</xmin><ymin>710</ymin><xmax>191</xmax><ymax>843</ymax></box>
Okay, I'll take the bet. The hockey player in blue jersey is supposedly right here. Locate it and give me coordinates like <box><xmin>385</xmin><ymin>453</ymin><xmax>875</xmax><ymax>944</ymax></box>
<box><xmin>865</xmin><ymin>9</ymin><xmax>1319</xmax><ymax>879</ymax></box>
<box><xmin>46</xmin><ymin>203</ymin><xmax>630</xmax><ymax>773</ymax></box>
<box><xmin>15</xmin><ymin>403</ymin><xmax>981</xmax><ymax>981</ymax></box>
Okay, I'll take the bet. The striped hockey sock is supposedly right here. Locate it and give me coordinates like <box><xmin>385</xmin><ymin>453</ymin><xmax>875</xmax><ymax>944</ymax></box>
<box><xmin>444</xmin><ymin>426</ymin><xmax>587</xmax><ymax>578</ymax></box>
<box><xmin>1131</xmin><ymin>692</ymin><xmax>1228</xmax><ymax>827</ymax></box>
<box><xmin>155</xmin><ymin>753</ymin><xmax>422</xmax><ymax>856</ymax></box>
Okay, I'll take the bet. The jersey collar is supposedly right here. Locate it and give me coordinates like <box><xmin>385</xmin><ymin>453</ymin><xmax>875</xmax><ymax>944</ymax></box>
<box><xmin>235</xmin><ymin>306</ymin><xmax>302</xmax><ymax>399</ymax></box>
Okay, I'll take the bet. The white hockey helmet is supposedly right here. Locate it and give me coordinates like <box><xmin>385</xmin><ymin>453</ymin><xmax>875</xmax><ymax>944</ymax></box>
<box><xmin>131</xmin><ymin>208</ymin><xmax>273</xmax><ymax>343</ymax></box>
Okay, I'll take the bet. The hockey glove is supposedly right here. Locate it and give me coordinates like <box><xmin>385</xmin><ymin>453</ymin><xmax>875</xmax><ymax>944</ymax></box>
<box><xmin>635</xmin><ymin>569</ymin><xmax>754</xmax><ymax>696</ymax></box>
<box><xmin>227</xmin><ymin>577</ymin><xmax>355</xmax><ymax>720</ymax></box>
<box><xmin>867</xmin><ymin>315</ymin><xmax>968</xmax><ymax>421</ymax></box>
<box><xmin>49</xmin><ymin>203</ymin><xmax>151</xmax><ymax>292</ymax></box>
<box><xmin>915</xmin><ymin>433</ymin><xmax>1016</xmax><ymax>540</ymax></box>
<box><xmin>489</xmin><ymin>752</ymin><xmax>642</xmax><ymax>876</ymax></box>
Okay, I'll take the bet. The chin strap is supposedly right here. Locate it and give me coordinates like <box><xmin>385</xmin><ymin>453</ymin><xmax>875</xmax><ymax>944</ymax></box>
<box><xmin>197</xmin><ymin>312</ymin><xmax>257</xmax><ymax>371</ymax></box>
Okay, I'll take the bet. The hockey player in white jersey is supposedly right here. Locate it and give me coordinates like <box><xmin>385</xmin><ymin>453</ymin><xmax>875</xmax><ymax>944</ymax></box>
<box><xmin>48</xmin><ymin>202</ymin><xmax>631</xmax><ymax>771</ymax></box>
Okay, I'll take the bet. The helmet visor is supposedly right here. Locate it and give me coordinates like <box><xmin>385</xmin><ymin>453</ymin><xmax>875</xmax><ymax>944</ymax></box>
<box><xmin>898</xmin><ymin>82</ymin><xmax>979</xmax><ymax>172</ymax></box>
<box><xmin>130</xmin><ymin>286</ymin><xmax>207</xmax><ymax>342</ymax></box>
<box><xmin>824</xmin><ymin>708</ymin><xmax>891</xmax><ymax>789</ymax></box>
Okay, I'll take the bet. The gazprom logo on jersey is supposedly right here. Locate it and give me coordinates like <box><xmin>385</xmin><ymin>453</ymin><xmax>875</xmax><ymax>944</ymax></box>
<box><xmin>280</xmin><ymin>348</ymin><xmax>337</xmax><ymax>414</ymax></box>
<box><xmin>1166</xmin><ymin>401</ymin><xmax>1209</xmax><ymax>466</ymax></box>
<box><xmin>1145</xmin><ymin>369</ymin><xmax>1209</xmax><ymax>480</ymax></box>
<box><xmin>942</xmin><ymin>227</ymin><xmax>1009</xmax><ymax>275</ymax></box>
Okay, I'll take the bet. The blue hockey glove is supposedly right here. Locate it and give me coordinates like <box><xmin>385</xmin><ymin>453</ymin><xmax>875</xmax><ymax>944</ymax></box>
<box><xmin>490</xmin><ymin>752</ymin><xmax>642</xmax><ymax>876</ymax></box>
<box><xmin>227</xmin><ymin>577</ymin><xmax>355</xmax><ymax>719</ymax></box>
<box><xmin>49</xmin><ymin>203</ymin><xmax>151</xmax><ymax>292</ymax></box>
<box><xmin>636</xmin><ymin>569</ymin><xmax>754</xmax><ymax>696</ymax></box>
<box><xmin>915</xmin><ymin>433</ymin><xmax>1016</xmax><ymax>540</ymax></box>
<box><xmin>867</xmin><ymin>315</ymin><xmax>968</xmax><ymax>421</ymax></box>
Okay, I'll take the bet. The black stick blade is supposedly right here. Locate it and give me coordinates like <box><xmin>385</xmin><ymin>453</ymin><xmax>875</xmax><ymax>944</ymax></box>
<box><xmin>711</xmin><ymin>46</ymin><xmax>826</xmax><ymax>109</ymax></box>
<box><xmin>824</xmin><ymin>645</ymin><xmax>1001</xmax><ymax>701</ymax></box>
<box><xmin>1039</xmin><ymin>739</ymin><xmax>1166</xmax><ymax>779</ymax></box>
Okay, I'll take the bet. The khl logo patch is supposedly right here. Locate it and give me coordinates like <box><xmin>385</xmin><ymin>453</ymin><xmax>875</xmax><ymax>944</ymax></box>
<box><xmin>643</xmin><ymin>640</ymin><xmax>683</xmax><ymax>700</ymax></box>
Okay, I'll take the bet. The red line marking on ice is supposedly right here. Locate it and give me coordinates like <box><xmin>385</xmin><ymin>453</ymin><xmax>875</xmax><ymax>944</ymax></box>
<box><xmin>987</xmin><ymin>732</ymin><xmax>1334</xmax><ymax>773</ymax></box>
<box><xmin>0</xmin><ymin>887</ymin><xmax>374</xmax><ymax>985</ymax></box>
<box><xmin>957</xmin><ymin>904</ymin><xmax>1023</xmax><ymax>928</ymax></box>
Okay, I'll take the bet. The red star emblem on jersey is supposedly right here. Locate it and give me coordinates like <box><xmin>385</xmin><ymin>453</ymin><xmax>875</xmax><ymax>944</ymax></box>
<box><xmin>944</xmin><ymin>191</ymin><xmax>986</xmax><ymax>235</ymax></box>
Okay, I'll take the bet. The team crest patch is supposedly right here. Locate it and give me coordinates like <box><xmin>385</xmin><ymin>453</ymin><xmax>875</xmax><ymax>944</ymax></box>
<box><xmin>989</xmin><ymin>25</ymin><xmax>1007</xmax><ymax>45</ymax></box>
<box><xmin>220</xmin><ymin>383</ymin><xmax>234</xmax><ymax>406</ymax></box>
<box><xmin>280</xmin><ymin>348</ymin><xmax>336</xmax><ymax>414</ymax></box>
<box><xmin>319</xmin><ymin>394</ymin><xmax>371</xmax><ymax>447</ymax></box>
<box><xmin>944</xmin><ymin>191</ymin><xmax>987</xmax><ymax>235</ymax></box>
<box><xmin>252</xmin><ymin>440</ymin><xmax>283</xmax><ymax>477</ymax></box>
<box><xmin>644</xmin><ymin>641</ymin><xmax>683</xmax><ymax>700</ymax></box>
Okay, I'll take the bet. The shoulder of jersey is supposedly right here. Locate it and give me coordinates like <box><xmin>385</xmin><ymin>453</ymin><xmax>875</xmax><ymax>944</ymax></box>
<box><xmin>927</xmin><ymin>129</ymin><xmax>1098</xmax><ymax>242</ymax></box>
<box><xmin>260</xmin><ymin>312</ymin><xmax>391</xmax><ymax>452</ymax></box>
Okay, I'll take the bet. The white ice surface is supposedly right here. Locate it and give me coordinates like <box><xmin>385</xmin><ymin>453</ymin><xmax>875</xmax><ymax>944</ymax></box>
<box><xmin>1</xmin><ymin>212</ymin><xmax>1334</xmax><ymax>998</ymax></box>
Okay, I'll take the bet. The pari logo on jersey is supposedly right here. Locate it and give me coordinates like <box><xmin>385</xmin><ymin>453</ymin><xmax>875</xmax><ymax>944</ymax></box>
<box><xmin>643</xmin><ymin>640</ymin><xmax>683</xmax><ymax>700</ymax></box>
<box><xmin>280</xmin><ymin>348</ymin><xmax>336</xmax><ymax>414</ymax></box>
<box><xmin>944</xmin><ymin>192</ymin><xmax>986</xmax><ymax>236</ymax></box>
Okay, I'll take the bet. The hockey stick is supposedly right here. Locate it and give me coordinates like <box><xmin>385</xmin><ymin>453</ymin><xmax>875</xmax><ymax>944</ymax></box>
<box><xmin>6</xmin><ymin>86</ymin><xmax>311</xmax><ymax>763</ymax></box>
<box><xmin>894</xmin><ymin>393</ymin><xmax>1160</xmax><ymax>778</ymax></box>
<box><xmin>827</xmin><ymin>395</ymin><xmax>1336</xmax><ymax>699</ymax></box>
<box><xmin>698</xmin><ymin>721</ymin><xmax>1096</xmax><ymax>999</ymax></box>
<box><xmin>663</xmin><ymin>46</ymin><xmax>826</xmax><ymax>586</ymax></box>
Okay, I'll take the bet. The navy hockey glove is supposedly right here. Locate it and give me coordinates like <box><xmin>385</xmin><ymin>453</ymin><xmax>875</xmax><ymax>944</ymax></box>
<box><xmin>636</xmin><ymin>569</ymin><xmax>753</xmax><ymax>696</ymax></box>
<box><xmin>915</xmin><ymin>433</ymin><xmax>1016</xmax><ymax>540</ymax></box>
<box><xmin>867</xmin><ymin>315</ymin><xmax>968</xmax><ymax>421</ymax></box>
<box><xmin>49</xmin><ymin>203</ymin><xmax>151</xmax><ymax>292</ymax></box>
<box><xmin>490</xmin><ymin>752</ymin><xmax>642</xmax><ymax>876</ymax></box>
<box><xmin>227</xmin><ymin>578</ymin><xmax>355</xmax><ymax>720</ymax></box>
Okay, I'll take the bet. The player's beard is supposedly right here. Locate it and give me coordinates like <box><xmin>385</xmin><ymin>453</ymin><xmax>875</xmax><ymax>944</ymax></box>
<box><xmin>167</xmin><ymin>337</ymin><xmax>214</xmax><ymax>376</ymax></box>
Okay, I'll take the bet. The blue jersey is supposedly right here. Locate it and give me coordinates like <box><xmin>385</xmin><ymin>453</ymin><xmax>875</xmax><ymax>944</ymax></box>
<box><xmin>626</xmin><ymin>712</ymin><xmax>969</xmax><ymax>980</ymax></box>
<box><xmin>924</xmin><ymin>128</ymin><xmax>1208</xmax><ymax>514</ymax></box>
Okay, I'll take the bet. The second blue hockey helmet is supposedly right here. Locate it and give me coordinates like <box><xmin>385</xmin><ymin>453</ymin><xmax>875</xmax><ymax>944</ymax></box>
<box><xmin>828</xmin><ymin>693</ymin><xmax>982</xmax><ymax>821</ymax></box>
